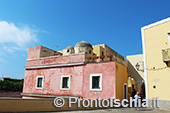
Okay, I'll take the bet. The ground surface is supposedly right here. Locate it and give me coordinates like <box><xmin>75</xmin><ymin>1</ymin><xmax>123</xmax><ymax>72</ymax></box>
<box><xmin>22</xmin><ymin>108</ymin><xmax>169</xmax><ymax>113</ymax></box>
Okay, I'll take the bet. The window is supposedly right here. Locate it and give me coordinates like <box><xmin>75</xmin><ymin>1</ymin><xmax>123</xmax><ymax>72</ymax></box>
<box><xmin>90</xmin><ymin>74</ymin><xmax>102</xmax><ymax>91</ymax></box>
<box><xmin>89</xmin><ymin>50</ymin><xmax>91</xmax><ymax>54</ymax></box>
<box><xmin>61</xmin><ymin>75</ymin><xmax>70</xmax><ymax>90</ymax></box>
<box><xmin>92</xmin><ymin>76</ymin><xmax>100</xmax><ymax>88</ymax></box>
<box><xmin>101</xmin><ymin>52</ymin><xmax>104</xmax><ymax>61</ymax></box>
<box><xmin>124</xmin><ymin>83</ymin><xmax>127</xmax><ymax>99</ymax></box>
<box><xmin>36</xmin><ymin>76</ymin><xmax>44</xmax><ymax>89</ymax></box>
<box><xmin>102</xmin><ymin>52</ymin><xmax>104</xmax><ymax>56</ymax></box>
<box><xmin>67</xmin><ymin>49</ymin><xmax>70</xmax><ymax>53</ymax></box>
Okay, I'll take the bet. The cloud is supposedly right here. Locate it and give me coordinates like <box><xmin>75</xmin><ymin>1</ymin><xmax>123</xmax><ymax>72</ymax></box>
<box><xmin>0</xmin><ymin>21</ymin><xmax>39</xmax><ymax>63</ymax></box>
<box><xmin>0</xmin><ymin>21</ymin><xmax>38</xmax><ymax>47</ymax></box>
<box><xmin>0</xmin><ymin>45</ymin><xmax>27</xmax><ymax>54</ymax></box>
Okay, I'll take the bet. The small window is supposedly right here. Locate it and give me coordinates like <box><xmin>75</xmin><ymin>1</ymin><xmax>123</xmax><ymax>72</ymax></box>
<box><xmin>43</xmin><ymin>50</ymin><xmax>47</xmax><ymax>52</ymax></box>
<box><xmin>62</xmin><ymin>77</ymin><xmax>69</xmax><ymax>88</ymax></box>
<box><xmin>89</xmin><ymin>50</ymin><xmax>91</xmax><ymax>54</ymax></box>
<box><xmin>61</xmin><ymin>75</ymin><xmax>70</xmax><ymax>90</ymax></box>
<box><xmin>36</xmin><ymin>76</ymin><xmax>43</xmax><ymax>89</ymax></box>
<box><xmin>90</xmin><ymin>74</ymin><xmax>102</xmax><ymax>91</ymax></box>
<box><xmin>92</xmin><ymin>76</ymin><xmax>100</xmax><ymax>89</ymax></box>
<box><xmin>67</xmin><ymin>49</ymin><xmax>70</xmax><ymax>53</ymax></box>
<box><xmin>102</xmin><ymin>52</ymin><xmax>104</xmax><ymax>56</ymax></box>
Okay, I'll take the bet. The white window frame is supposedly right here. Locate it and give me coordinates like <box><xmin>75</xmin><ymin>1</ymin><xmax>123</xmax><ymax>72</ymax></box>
<box><xmin>60</xmin><ymin>75</ymin><xmax>71</xmax><ymax>90</ymax></box>
<box><xmin>90</xmin><ymin>73</ymin><xmax>102</xmax><ymax>91</ymax></box>
<box><xmin>36</xmin><ymin>76</ymin><xmax>44</xmax><ymax>89</ymax></box>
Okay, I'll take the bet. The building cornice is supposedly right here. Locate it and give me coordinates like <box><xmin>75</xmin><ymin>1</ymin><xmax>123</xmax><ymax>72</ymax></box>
<box><xmin>141</xmin><ymin>17</ymin><xmax>170</xmax><ymax>30</ymax></box>
<box><xmin>25</xmin><ymin>62</ymin><xmax>85</xmax><ymax>69</ymax></box>
<box><xmin>21</xmin><ymin>93</ymin><xmax>81</xmax><ymax>99</ymax></box>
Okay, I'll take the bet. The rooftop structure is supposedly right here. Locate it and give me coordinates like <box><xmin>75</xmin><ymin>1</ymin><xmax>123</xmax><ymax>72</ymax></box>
<box><xmin>25</xmin><ymin>40</ymin><xmax>128</xmax><ymax>69</ymax></box>
<box><xmin>22</xmin><ymin>41</ymin><xmax>129</xmax><ymax>99</ymax></box>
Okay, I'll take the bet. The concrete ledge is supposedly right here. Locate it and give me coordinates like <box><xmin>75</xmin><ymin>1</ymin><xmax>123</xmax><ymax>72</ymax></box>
<box><xmin>25</xmin><ymin>62</ymin><xmax>85</xmax><ymax>69</ymax></box>
<box><xmin>0</xmin><ymin>98</ymin><xmax>110</xmax><ymax>112</ymax></box>
<box><xmin>21</xmin><ymin>93</ymin><xmax>81</xmax><ymax>99</ymax></box>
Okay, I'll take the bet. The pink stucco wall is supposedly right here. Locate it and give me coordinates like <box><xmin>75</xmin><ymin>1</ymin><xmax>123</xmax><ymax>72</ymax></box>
<box><xmin>23</xmin><ymin>61</ymin><xmax>116</xmax><ymax>99</ymax></box>
<box><xmin>23</xmin><ymin>65</ymin><xmax>84</xmax><ymax>97</ymax></box>
<box><xmin>26</xmin><ymin>53</ymin><xmax>85</xmax><ymax>67</ymax></box>
<box><xmin>82</xmin><ymin>62</ymin><xmax>116</xmax><ymax>99</ymax></box>
<box><xmin>27</xmin><ymin>46</ymin><xmax>41</xmax><ymax>59</ymax></box>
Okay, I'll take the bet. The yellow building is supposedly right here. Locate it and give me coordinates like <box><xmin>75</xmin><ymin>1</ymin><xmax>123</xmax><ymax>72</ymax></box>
<box><xmin>93</xmin><ymin>44</ymin><xmax>138</xmax><ymax>99</ymax></box>
<box><xmin>142</xmin><ymin>17</ymin><xmax>170</xmax><ymax>109</ymax></box>
<box><xmin>127</xmin><ymin>76</ymin><xmax>136</xmax><ymax>99</ymax></box>
<box><xmin>93</xmin><ymin>44</ymin><xmax>128</xmax><ymax>67</ymax></box>
<box><xmin>126</xmin><ymin>54</ymin><xmax>144</xmax><ymax>97</ymax></box>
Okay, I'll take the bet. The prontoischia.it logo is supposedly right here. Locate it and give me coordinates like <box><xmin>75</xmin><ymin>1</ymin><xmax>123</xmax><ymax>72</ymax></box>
<box><xmin>54</xmin><ymin>97</ymin><xmax>160</xmax><ymax>108</ymax></box>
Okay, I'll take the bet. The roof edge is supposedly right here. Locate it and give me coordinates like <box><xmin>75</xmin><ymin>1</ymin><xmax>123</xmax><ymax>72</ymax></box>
<box><xmin>141</xmin><ymin>17</ymin><xmax>170</xmax><ymax>30</ymax></box>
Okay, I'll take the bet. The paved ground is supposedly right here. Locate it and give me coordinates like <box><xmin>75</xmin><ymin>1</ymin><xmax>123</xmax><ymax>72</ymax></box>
<box><xmin>24</xmin><ymin>108</ymin><xmax>169</xmax><ymax>113</ymax></box>
<box><xmin>55</xmin><ymin>108</ymin><xmax>169</xmax><ymax>113</ymax></box>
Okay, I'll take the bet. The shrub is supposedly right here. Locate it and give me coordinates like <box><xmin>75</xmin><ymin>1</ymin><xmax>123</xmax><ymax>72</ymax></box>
<box><xmin>0</xmin><ymin>80</ymin><xmax>23</xmax><ymax>92</ymax></box>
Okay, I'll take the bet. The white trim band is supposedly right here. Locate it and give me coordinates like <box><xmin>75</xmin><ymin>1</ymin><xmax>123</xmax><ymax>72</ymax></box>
<box><xmin>25</xmin><ymin>62</ymin><xmax>85</xmax><ymax>69</ymax></box>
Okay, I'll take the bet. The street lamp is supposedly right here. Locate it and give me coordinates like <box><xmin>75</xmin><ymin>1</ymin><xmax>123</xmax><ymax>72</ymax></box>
<box><xmin>135</xmin><ymin>61</ymin><xmax>144</xmax><ymax>72</ymax></box>
<box><xmin>135</xmin><ymin>63</ymin><xmax>140</xmax><ymax>71</ymax></box>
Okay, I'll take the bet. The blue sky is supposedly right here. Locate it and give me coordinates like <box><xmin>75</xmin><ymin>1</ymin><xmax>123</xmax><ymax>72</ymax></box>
<box><xmin>0</xmin><ymin>0</ymin><xmax>170</xmax><ymax>79</ymax></box>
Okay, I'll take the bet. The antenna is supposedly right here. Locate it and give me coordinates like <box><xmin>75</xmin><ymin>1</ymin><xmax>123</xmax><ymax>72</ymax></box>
<box><xmin>56</xmin><ymin>45</ymin><xmax>58</xmax><ymax>51</ymax></box>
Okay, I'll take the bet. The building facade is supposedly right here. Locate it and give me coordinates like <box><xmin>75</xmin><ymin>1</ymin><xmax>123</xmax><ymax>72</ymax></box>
<box><xmin>22</xmin><ymin>41</ymin><xmax>129</xmax><ymax>100</ymax></box>
<box><xmin>141</xmin><ymin>17</ymin><xmax>170</xmax><ymax>110</ymax></box>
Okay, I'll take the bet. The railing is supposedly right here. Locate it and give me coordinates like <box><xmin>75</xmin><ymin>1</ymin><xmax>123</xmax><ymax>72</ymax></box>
<box><xmin>162</xmin><ymin>48</ymin><xmax>170</xmax><ymax>61</ymax></box>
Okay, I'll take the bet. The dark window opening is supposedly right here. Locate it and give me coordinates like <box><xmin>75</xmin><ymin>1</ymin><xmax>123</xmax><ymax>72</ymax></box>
<box><xmin>92</xmin><ymin>76</ymin><xmax>100</xmax><ymax>89</ymax></box>
<box><xmin>37</xmin><ymin>78</ymin><xmax>43</xmax><ymax>88</ymax></box>
<box><xmin>43</xmin><ymin>50</ymin><xmax>47</xmax><ymax>52</ymax></box>
<box><xmin>67</xmin><ymin>49</ymin><xmax>70</xmax><ymax>53</ymax></box>
<box><xmin>102</xmin><ymin>52</ymin><xmax>104</xmax><ymax>56</ymax></box>
<box><xmin>101</xmin><ymin>52</ymin><xmax>104</xmax><ymax>61</ymax></box>
<box><xmin>62</xmin><ymin>77</ymin><xmax>69</xmax><ymax>88</ymax></box>
<box><xmin>124</xmin><ymin>84</ymin><xmax>127</xmax><ymax>99</ymax></box>
<box><xmin>89</xmin><ymin>50</ymin><xmax>91</xmax><ymax>54</ymax></box>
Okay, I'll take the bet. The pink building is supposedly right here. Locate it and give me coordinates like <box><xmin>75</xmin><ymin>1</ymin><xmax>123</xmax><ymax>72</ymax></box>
<box><xmin>22</xmin><ymin>41</ymin><xmax>128</xmax><ymax>100</ymax></box>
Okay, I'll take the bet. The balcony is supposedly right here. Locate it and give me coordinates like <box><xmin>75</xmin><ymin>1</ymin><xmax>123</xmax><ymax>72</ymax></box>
<box><xmin>162</xmin><ymin>48</ymin><xmax>170</xmax><ymax>62</ymax></box>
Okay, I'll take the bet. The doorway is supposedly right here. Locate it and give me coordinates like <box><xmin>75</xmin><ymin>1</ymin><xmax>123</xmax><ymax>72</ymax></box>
<box><xmin>124</xmin><ymin>83</ymin><xmax>127</xmax><ymax>99</ymax></box>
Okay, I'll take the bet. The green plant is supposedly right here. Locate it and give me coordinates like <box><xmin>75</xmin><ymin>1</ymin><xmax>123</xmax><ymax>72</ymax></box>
<box><xmin>0</xmin><ymin>80</ymin><xmax>23</xmax><ymax>92</ymax></box>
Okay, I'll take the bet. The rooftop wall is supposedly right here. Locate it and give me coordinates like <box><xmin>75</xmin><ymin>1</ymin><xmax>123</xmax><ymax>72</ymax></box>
<box><xmin>26</xmin><ymin>53</ymin><xmax>86</xmax><ymax>67</ymax></box>
<box><xmin>27</xmin><ymin>46</ymin><xmax>41</xmax><ymax>60</ymax></box>
<box><xmin>27</xmin><ymin>46</ymin><xmax>62</xmax><ymax>60</ymax></box>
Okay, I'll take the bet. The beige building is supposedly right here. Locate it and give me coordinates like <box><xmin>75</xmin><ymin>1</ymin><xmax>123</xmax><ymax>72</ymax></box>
<box><xmin>126</xmin><ymin>54</ymin><xmax>144</xmax><ymax>93</ymax></box>
<box><xmin>141</xmin><ymin>17</ymin><xmax>170</xmax><ymax>109</ymax></box>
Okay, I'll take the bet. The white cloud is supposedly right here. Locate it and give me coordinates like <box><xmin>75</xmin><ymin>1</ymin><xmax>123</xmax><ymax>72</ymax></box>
<box><xmin>0</xmin><ymin>20</ymin><xmax>39</xmax><ymax>62</ymax></box>
<box><xmin>0</xmin><ymin>45</ymin><xmax>27</xmax><ymax>54</ymax></box>
<box><xmin>0</xmin><ymin>21</ymin><xmax>38</xmax><ymax>47</ymax></box>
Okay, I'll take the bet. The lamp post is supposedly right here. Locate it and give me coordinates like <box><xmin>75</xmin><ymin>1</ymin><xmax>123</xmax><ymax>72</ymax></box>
<box><xmin>135</xmin><ymin>61</ymin><xmax>144</xmax><ymax>72</ymax></box>
<box><xmin>135</xmin><ymin>63</ymin><xmax>140</xmax><ymax>71</ymax></box>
